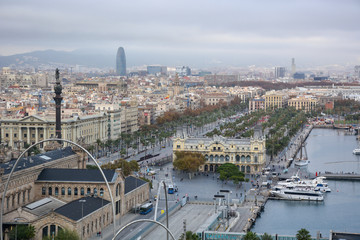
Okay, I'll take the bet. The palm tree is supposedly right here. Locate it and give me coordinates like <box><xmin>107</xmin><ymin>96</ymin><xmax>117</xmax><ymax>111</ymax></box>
<box><xmin>296</xmin><ymin>228</ymin><xmax>311</xmax><ymax>240</ymax></box>
<box><xmin>261</xmin><ymin>233</ymin><xmax>273</xmax><ymax>240</ymax></box>
<box><xmin>243</xmin><ymin>231</ymin><xmax>260</xmax><ymax>240</ymax></box>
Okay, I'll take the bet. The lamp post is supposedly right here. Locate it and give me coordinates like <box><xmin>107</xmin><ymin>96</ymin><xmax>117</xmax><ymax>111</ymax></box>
<box><xmin>79</xmin><ymin>199</ymin><xmax>86</xmax><ymax>240</ymax></box>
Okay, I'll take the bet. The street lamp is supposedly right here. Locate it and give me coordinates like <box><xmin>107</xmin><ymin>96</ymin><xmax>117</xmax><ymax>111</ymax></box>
<box><xmin>79</xmin><ymin>199</ymin><xmax>86</xmax><ymax>240</ymax></box>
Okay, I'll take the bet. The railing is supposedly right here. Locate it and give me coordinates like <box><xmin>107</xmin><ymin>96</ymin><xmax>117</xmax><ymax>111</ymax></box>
<box><xmin>197</xmin><ymin>231</ymin><xmax>328</xmax><ymax>240</ymax></box>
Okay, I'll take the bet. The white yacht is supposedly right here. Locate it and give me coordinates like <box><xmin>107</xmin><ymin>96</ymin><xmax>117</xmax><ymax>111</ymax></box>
<box><xmin>276</xmin><ymin>175</ymin><xmax>331</xmax><ymax>192</ymax></box>
<box><xmin>294</xmin><ymin>160</ymin><xmax>310</xmax><ymax>167</ymax></box>
<box><xmin>271</xmin><ymin>189</ymin><xmax>324</xmax><ymax>201</ymax></box>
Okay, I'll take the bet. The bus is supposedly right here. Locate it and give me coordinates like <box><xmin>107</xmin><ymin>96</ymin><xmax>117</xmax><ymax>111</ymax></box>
<box><xmin>139</xmin><ymin>203</ymin><xmax>153</xmax><ymax>215</ymax></box>
<box><xmin>168</xmin><ymin>184</ymin><xmax>178</xmax><ymax>194</ymax></box>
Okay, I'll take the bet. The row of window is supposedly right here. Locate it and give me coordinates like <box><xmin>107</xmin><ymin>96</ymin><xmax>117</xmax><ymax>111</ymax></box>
<box><xmin>42</xmin><ymin>187</ymin><xmax>104</xmax><ymax>197</ymax></box>
<box><xmin>204</xmin><ymin>154</ymin><xmax>258</xmax><ymax>163</ymax></box>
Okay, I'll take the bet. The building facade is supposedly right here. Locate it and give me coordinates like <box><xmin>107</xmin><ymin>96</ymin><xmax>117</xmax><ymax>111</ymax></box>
<box><xmin>264</xmin><ymin>91</ymin><xmax>288</xmax><ymax>111</ymax></box>
<box><xmin>249</xmin><ymin>98</ymin><xmax>265</xmax><ymax>113</ymax></box>
<box><xmin>288</xmin><ymin>96</ymin><xmax>317</xmax><ymax>112</ymax></box>
<box><xmin>172</xmin><ymin>132</ymin><xmax>266</xmax><ymax>174</ymax></box>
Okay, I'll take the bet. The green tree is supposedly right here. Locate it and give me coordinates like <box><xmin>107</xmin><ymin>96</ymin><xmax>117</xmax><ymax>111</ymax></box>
<box><xmin>261</xmin><ymin>233</ymin><xmax>273</xmax><ymax>240</ymax></box>
<box><xmin>42</xmin><ymin>228</ymin><xmax>80</xmax><ymax>240</ymax></box>
<box><xmin>217</xmin><ymin>163</ymin><xmax>245</xmax><ymax>183</ymax></box>
<box><xmin>179</xmin><ymin>231</ymin><xmax>199</xmax><ymax>240</ymax></box>
<box><xmin>101</xmin><ymin>159</ymin><xmax>138</xmax><ymax>176</ymax></box>
<box><xmin>9</xmin><ymin>224</ymin><xmax>35</xmax><ymax>240</ymax></box>
<box><xmin>173</xmin><ymin>152</ymin><xmax>205</xmax><ymax>179</ymax></box>
<box><xmin>243</xmin><ymin>231</ymin><xmax>260</xmax><ymax>240</ymax></box>
<box><xmin>296</xmin><ymin>228</ymin><xmax>311</xmax><ymax>240</ymax></box>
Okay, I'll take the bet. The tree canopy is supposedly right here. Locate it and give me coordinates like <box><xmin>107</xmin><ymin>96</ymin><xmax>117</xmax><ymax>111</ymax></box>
<box><xmin>9</xmin><ymin>225</ymin><xmax>35</xmax><ymax>240</ymax></box>
<box><xmin>173</xmin><ymin>152</ymin><xmax>205</xmax><ymax>172</ymax></box>
<box><xmin>217</xmin><ymin>163</ymin><xmax>245</xmax><ymax>182</ymax></box>
<box><xmin>101</xmin><ymin>159</ymin><xmax>139</xmax><ymax>176</ymax></box>
<box><xmin>43</xmin><ymin>228</ymin><xmax>80</xmax><ymax>240</ymax></box>
<box><xmin>243</xmin><ymin>231</ymin><xmax>260</xmax><ymax>240</ymax></box>
<box><xmin>296</xmin><ymin>228</ymin><xmax>311</xmax><ymax>240</ymax></box>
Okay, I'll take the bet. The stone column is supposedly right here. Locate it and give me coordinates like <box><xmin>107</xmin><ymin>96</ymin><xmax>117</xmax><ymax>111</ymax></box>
<box><xmin>9</xmin><ymin>127</ymin><xmax>13</xmax><ymax>148</ymax></box>
<box><xmin>18</xmin><ymin>127</ymin><xmax>22</xmax><ymax>142</ymax></box>
<box><xmin>35</xmin><ymin>127</ymin><xmax>39</xmax><ymax>143</ymax></box>
<box><xmin>27</xmin><ymin>127</ymin><xmax>30</xmax><ymax>144</ymax></box>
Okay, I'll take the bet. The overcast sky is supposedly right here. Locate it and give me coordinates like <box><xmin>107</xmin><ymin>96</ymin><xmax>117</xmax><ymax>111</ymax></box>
<box><xmin>0</xmin><ymin>0</ymin><xmax>359</xmax><ymax>68</ymax></box>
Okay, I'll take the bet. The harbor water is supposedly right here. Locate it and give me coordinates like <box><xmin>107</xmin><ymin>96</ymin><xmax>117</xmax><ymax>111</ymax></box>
<box><xmin>251</xmin><ymin>128</ymin><xmax>360</xmax><ymax>237</ymax></box>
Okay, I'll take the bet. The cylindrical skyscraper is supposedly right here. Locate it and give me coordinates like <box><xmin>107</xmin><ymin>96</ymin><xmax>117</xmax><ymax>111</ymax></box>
<box><xmin>116</xmin><ymin>47</ymin><xmax>126</xmax><ymax>76</ymax></box>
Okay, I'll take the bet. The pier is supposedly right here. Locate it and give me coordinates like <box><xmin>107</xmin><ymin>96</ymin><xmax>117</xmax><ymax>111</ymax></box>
<box><xmin>321</xmin><ymin>173</ymin><xmax>360</xmax><ymax>181</ymax></box>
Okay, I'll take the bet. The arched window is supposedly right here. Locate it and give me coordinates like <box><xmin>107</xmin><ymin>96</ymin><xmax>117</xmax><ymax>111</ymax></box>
<box><xmin>48</xmin><ymin>187</ymin><xmax>52</xmax><ymax>196</ymax></box>
<box><xmin>81</xmin><ymin>187</ymin><xmax>85</xmax><ymax>196</ymax></box>
<box><xmin>236</xmin><ymin>155</ymin><xmax>240</xmax><ymax>162</ymax></box>
<box><xmin>100</xmin><ymin>188</ymin><xmax>104</xmax><ymax>196</ymax></box>
<box><xmin>241</xmin><ymin>166</ymin><xmax>245</xmax><ymax>172</ymax></box>
<box><xmin>214</xmin><ymin>155</ymin><xmax>219</xmax><ymax>162</ymax></box>
<box><xmin>61</xmin><ymin>187</ymin><xmax>65</xmax><ymax>196</ymax></box>
<box><xmin>42</xmin><ymin>187</ymin><xmax>46</xmax><ymax>195</ymax></box>
<box><xmin>246</xmin><ymin>166</ymin><xmax>251</xmax><ymax>173</ymax></box>
<box><xmin>254</xmin><ymin>155</ymin><xmax>258</xmax><ymax>163</ymax></box>
<box><xmin>94</xmin><ymin>188</ymin><xmax>98</xmax><ymax>196</ymax></box>
<box><xmin>225</xmin><ymin>155</ymin><xmax>230</xmax><ymax>162</ymax></box>
<box><xmin>220</xmin><ymin>155</ymin><xmax>224</xmax><ymax>162</ymax></box>
<box><xmin>87</xmin><ymin>187</ymin><xmax>91</xmax><ymax>195</ymax></box>
<box><xmin>68</xmin><ymin>187</ymin><xmax>72</xmax><ymax>195</ymax></box>
<box><xmin>246</xmin><ymin>155</ymin><xmax>251</xmax><ymax>162</ymax></box>
<box><xmin>55</xmin><ymin>187</ymin><xmax>59</xmax><ymax>196</ymax></box>
<box><xmin>42</xmin><ymin>226</ymin><xmax>48</xmax><ymax>237</ymax></box>
<box><xmin>241</xmin><ymin>155</ymin><xmax>245</xmax><ymax>162</ymax></box>
<box><xmin>209</xmin><ymin>155</ymin><xmax>214</xmax><ymax>161</ymax></box>
<box><xmin>74</xmin><ymin>187</ymin><xmax>78</xmax><ymax>196</ymax></box>
<box><xmin>205</xmin><ymin>155</ymin><xmax>209</xmax><ymax>161</ymax></box>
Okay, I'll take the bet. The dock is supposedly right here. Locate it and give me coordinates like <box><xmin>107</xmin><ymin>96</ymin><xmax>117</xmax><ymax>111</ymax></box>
<box><xmin>321</xmin><ymin>173</ymin><xmax>360</xmax><ymax>181</ymax></box>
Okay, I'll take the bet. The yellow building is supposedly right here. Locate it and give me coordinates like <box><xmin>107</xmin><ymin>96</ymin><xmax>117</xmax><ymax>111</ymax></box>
<box><xmin>288</xmin><ymin>96</ymin><xmax>317</xmax><ymax>112</ymax></box>
<box><xmin>264</xmin><ymin>91</ymin><xmax>288</xmax><ymax>111</ymax></box>
<box><xmin>173</xmin><ymin>128</ymin><xmax>266</xmax><ymax>174</ymax></box>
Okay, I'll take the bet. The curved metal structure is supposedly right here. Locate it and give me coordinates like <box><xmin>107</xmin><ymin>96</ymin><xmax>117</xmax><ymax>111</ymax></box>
<box><xmin>113</xmin><ymin>218</ymin><xmax>175</xmax><ymax>240</ymax></box>
<box><xmin>0</xmin><ymin>138</ymin><xmax>116</xmax><ymax>239</ymax></box>
<box><xmin>154</xmin><ymin>180</ymin><xmax>169</xmax><ymax>240</ymax></box>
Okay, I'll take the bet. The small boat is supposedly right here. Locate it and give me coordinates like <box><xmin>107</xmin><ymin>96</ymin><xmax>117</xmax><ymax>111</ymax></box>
<box><xmin>353</xmin><ymin>148</ymin><xmax>360</xmax><ymax>155</ymax></box>
<box><xmin>271</xmin><ymin>188</ymin><xmax>324</xmax><ymax>201</ymax></box>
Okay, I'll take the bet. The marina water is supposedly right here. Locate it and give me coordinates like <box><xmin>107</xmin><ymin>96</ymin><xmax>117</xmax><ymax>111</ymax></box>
<box><xmin>251</xmin><ymin>128</ymin><xmax>360</xmax><ymax>237</ymax></box>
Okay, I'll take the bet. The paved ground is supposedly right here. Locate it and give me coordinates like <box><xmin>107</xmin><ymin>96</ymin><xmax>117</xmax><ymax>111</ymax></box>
<box><xmin>143</xmin><ymin>204</ymin><xmax>215</xmax><ymax>240</ymax></box>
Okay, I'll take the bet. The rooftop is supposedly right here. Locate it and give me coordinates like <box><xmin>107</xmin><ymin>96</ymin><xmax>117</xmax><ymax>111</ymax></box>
<box><xmin>0</xmin><ymin>147</ymin><xmax>76</xmax><ymax>175</ymax></box>
<box><xmin>124</xmin><ymin>176</ymin><xmax>147</xmax><ymax>194</ymax></box>
<box><xmin>36</xmin><ymin>168</ymin><xmax>117</xmax><ymax>183</ymax></box>
<box><xmin>24</xmin><ymin>197</ymin><xmax>66</xmax><ymax>217</ymax></box>
<box><xmin>55</xmin><ymin>196</ymin><xmax>110</xmax><ymax>221</ymax></box>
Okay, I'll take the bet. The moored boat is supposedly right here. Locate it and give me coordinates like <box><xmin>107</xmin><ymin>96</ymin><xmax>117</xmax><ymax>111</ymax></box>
<box><xmin>271</xmin><ymin>189</ymin><xmax>324</xmax><ymax>201</ymax></box>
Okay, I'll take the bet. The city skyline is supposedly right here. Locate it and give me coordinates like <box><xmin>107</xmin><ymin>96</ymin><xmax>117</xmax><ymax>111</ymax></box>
<box><xmin>0</xmin><ymin>0</ymin><xmax>359</xmax><ymax>68</ymax></box>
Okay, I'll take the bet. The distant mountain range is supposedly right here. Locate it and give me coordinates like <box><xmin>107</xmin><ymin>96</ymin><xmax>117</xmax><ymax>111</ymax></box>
<box><xmin>0</xmin><ymin>50</ymin><xmax>115</xmax><ymax>68</ymax></box>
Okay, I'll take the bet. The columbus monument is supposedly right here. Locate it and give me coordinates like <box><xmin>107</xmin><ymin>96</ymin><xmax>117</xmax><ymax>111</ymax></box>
<box><xmin>54</xmin><ymin>68</ymin><xmax>63</xmax><ymax>142</ymax></box>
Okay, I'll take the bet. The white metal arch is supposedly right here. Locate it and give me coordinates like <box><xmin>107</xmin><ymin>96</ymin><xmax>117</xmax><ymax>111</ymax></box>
<box><xmin>0</xmin><ymin>138</ymin><xmax>116</xmax><ymax>239</ymax></box>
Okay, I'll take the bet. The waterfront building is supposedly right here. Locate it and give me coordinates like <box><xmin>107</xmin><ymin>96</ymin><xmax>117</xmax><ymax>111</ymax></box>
<box><xmin>116</xmin><ymin>47</ymin><xmax>127</xmax><ymax>76</ymax></box>
<box><xmin>172</xmin><ymin>126</ymin><xmax>266</xmax><ymax>173</ymax></box>
<box><xmin>202</xmin><ymin>93</ymin><xmax>233</xmax><ymax>106</ymax></box>
<box><xmin>264</xmin><ymin>90</ymin><xmax>288</xmax><ymax>111</ymax></box>
<box><xmin>0</xmin><ymin>114</ymin><xmax>108</xmax><ymax>151</ymax></box>
<box><xmin>0</xmin><ymin>147</ymin><xmax>149</xmax><ymax>239</ymax></box>
<box><xmin>288</xmin><ymin>96</ymin><xmax>317</xmax><ymax>112</ymax></box>
<box><xmin>249</xmin><ymin>98</ymin><xmax>265</xmax><ymax>113</ymax></box>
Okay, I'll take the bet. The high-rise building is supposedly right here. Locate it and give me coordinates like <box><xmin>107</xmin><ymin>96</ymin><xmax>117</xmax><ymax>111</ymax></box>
<box><xmin>355</xmin><ymin>65</ymin><xmax>360</xmax><ymax>78</ymax></box>
<box><xmin>116</xmin><ymin>47</ymin><xmax>126</xmax><ymax>76</ymax></box>
<box><xmin>176</xmin><ymin>66</ymin><xmax>191</xmax><ymax>76</ymax></box>
<box><xmin>275</xmin><ymin>67</ymin><xmax>286</xmax><ymax>79</ymax></box>
<box><xmin>147</xmin><ymin>65</ymin><xmax>167</xmax><ymax>75</ymax></box>
<box><xmin>291</xmin><ymin>58</ymin><xmax>296</xmax><ymax>76</ymax></box>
